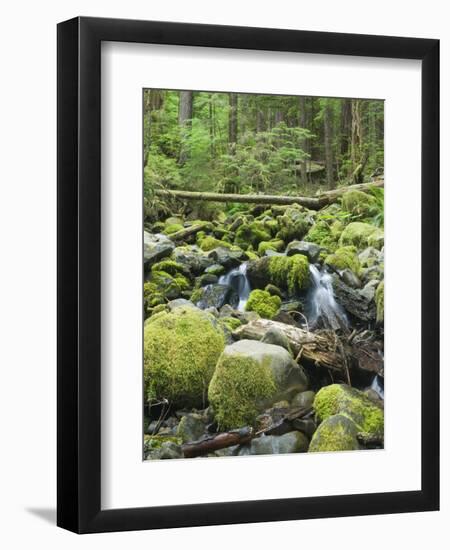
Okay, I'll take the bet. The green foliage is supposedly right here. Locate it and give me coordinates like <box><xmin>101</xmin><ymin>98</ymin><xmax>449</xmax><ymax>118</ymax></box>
<box><xmin>245</xmin><ymin>289</ymin><xmax>281</xmax><ymax>319</ymax></box>
<box><xmin>208</xmin><ymin>353</ymin><xmax>277</xmax><ymax>430</ymax></box>
<box><xmin>143</xmin><ymin>306</ymin><xmax>225</xmax><ymax>407</ymax></box>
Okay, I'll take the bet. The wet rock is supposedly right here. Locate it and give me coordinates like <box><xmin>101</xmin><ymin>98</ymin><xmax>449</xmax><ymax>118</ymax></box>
<box><xmin>172</xmin><ymin>245</ymin><xmax>214</xmax><ymax>275</ymax></box>
<box><xmin>144</xmin><ymin>232</ymin><xmax>175</xmax><ymax>270</ymax></box>
<box><xmin>332</xmin><ymin>274</ymin><xmax>376</xmax><ymax>322</ymax></box>
<box><xmin>286</xmin><ymin>240</ymin><xmax>321</xmax><ymax>263</ymax></box>
<box><xmin>291</xmin><ymin>390</ymin><xmax>315</xmax><ymax>409</ymax></box>
<box><xmin>159</xmin><ymin>441</ymin><xmax>183</xmax><ymax>459</ymax></box>
<box><xmin>205</xmin><ymin>264</ymin><xmax>226</xmax><ymax>276</ymax></box>
<box><xmin>196</xmin><ymin>284</ymin><xmax>239</xmax><ymax>310</ymax></box>
<box><xmin>198</xmin><ymin>273</ymin><xmax>219</xmax><ymax>286</ymax></box>
<box><xmin>261</xmin><ymin>326</ymin><xmax>292</xmax><ymax>354</ymax></box>
<box><xmin>219</xmin><ymin>304</ymin><xmax>237</xmax><ymax>318</ymax></box>
<box><xmin>340</xmin><ymin>268</ymin><xmax>362</xmax><ymax>289</ymax></box>
<box><xmin>208</xmin><ymin>246</ymin><xmax>247</xmax><ymax>269</ymax></box>
<box><xmin>250</xmin><ymin>431</ymin><xmax>309</xmax><ymax>454</ymax></box>
<box><xmin>204</xmin><ymin>307</ymin><xmax>219</xmax><ymax>317</ymax></box>
<box><xmin>291</xmin><ymin>418</ymin><xmax>316</xmax><ymax>438</ymax></box>
<box><xmin>176</xmin><ymin>413</ymin><xmax>206</xmax><ymax>443</ymax></box>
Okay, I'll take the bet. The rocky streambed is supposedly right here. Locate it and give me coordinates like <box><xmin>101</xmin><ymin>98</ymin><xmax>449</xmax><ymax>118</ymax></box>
<box><xmin>143</xmin><ymin>190</ymin><xmax>385</xmax><ymax>459</ymax></box>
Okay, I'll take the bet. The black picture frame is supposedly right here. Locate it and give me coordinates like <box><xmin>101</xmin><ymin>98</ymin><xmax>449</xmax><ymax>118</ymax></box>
<box><xmin>57</xmin><ymin>16</ymin><xmax>440</xmax><ymax>534</ymax></box>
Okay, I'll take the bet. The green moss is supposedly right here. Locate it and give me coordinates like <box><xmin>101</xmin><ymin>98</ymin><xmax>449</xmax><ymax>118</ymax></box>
<box><xmin>199</xmin><ymin>236</ymin><xmax>236</xmax><ymax>252</ymax></box>
<box><xmin>375</xmin><ymin>280</ymin><xmax>384</xmax><ymax>323</ymax></box>
<box><xmin>313</xmin><ymin>384</ymin><xmax>384</xmax><ymax>436</ymax></box>
<box><xmin>151</xmin><ymin>260</ymin><xmax>185</xmax><ymax>276</ymax></box>
<box><xmin>324</xmin><ymin>246</ymin><xmax>360</xmax><ymax>274</ymax></box>
<box><xmin>163</xmin><ymin>223</ymin><xmax>184</xmax><ymax>235</ymax></box>
<box><xmin>234</xmin><ymin>221</ymin><xmax>271</xmax><ymax>250</ymax></box>
<box><xmin>190</xmin><ymin>286</ymin><xmax>203</xmax><ymax>304</ymax></box>
<box><xmin>268</xmin><ymin>254</ymin><xmax>310</xmax><ymax>294</ymax></box>
<box><xmin>144</xmin><ymin>434</ymin><xmax>182</xmax><ymax>452</ymax></box>
<box><xmin>144</xmin><ymin>306</ymin><xmax>225</xmax><ymax>407</ymax></box>
<box><xmin>257</xmin><ymin>239</ymin><xmax>285</xmax><ymax>255</ymax></box>
<box><xmin>339</xmin><ymin>222</ymin><xmax>383</xmax><ymax>250</ymax></box>
<box><xmin>246</xmin><ymin>289</ymin><xmax>281</xmax><ymax>319</ymax></box>
<box><xmin>219</xmin><ymin>316</ymin><xmax>242</xmax><ymax>331</ymax></box>
<box><xmin>208</xmin><ymin>353</ymin><xmax>277</xmax><ymax>429</ymax></box>
<box><xmin>341</xmin><ymin>190</ymin><xmax>376</xmax><ymax>218</ymax></box>
<box><xmin>308</xmin><ymin>414</ymin><xmax>360</xmax><ymax>453</ymax></box>
<box><xmin>276</xmin><ymin>208</ymin><xmax>309</xmax><ymax>241</ymax></box>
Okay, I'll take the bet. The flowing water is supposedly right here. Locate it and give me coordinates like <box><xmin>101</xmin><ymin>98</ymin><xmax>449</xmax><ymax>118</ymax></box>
<box><xmin>306</xmin><ymin>265</ymin><xmax>349</xmax><ymax>331</ymax></box>
<box><xmin>218</xmin><ymin>263</ymin><xmax>251</xmax><ymax>311</ymax></box>
<box><xmin>369</xmin><ymin>374</ymin><xmax>385</xmax><ymax>400</ymax></box>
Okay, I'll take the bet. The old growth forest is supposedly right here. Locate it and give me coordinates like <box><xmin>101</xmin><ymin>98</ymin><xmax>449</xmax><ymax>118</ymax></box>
<box><xmin>143</xmin><ymin>90</ymin><xmax>385</xmax><ymax>460</ymax></box>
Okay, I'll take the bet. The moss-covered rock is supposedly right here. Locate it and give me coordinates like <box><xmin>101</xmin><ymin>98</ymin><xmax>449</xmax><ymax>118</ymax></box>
<box><xmin>276</xmin><ymin>207</ymin><xmax>310</xmax><ymax>242</ymax></box>
<box><xmin>339</xmin><ymin>222</ymin><xmax>384</xmax><ymax>250</ymax></box>
<box><xmin>324</xmin><ymin>245</ymin><xmax>360</xmax><ymax>274</ymax></box>
<box><xmin>246</xmin><ymin>289</ymin><xmax>281</xmax><ymax>319</ymax></box>
<box><xmin>208</xmin><ymin>339</ymin><xmax>308</xmax><ymax>429</ymax></box>
<box><xmin>199</xmin><ymin>236</ymin><xmax>236</xmax><ymax>252</ymax></box>
<box><xmin>219</xmin><ymin>316</ymin><xmax>242</xmax><ymax>332</ymax></box>
<box><xmin>304</xmin><ymin>219</ymin><xmax>341</xmax><ymax>252</ymax></box>
<box><xmin>341</xmin><ymin>190</ymin><xmax>376</xmax><ymax>218</ymax></box>
<box><xmin>375</xmin><ymin>280</ymin><xmax>384</xmax><ymax>323</ymax></box>
<box><xmin>313</xmin><ymin>384</ymin><xmax>384</xmax><ymax>436</ymax></box>
<box><xmin>247</xmin><ymin>254</ymin><xmax>310</xmax><ymax>295</ymax></box>
<box><xmin>308</xmin><ymin>413</ymin><xmax>360</xmax><ymax>453</ymax></box>
<box><xmin>257</xmin><ymin>239</ymin><xmax>285</xmax><ymax>255</ymax></box>
<box><xmin>163</xmin><ymin>223</ymin><xmax>184</xmax><ymax>235</ymax></box>
<box><xmin>151</xmin><ymin>260</ymin><xmax>187</xmax><ymax>276</ymax></box>
<box><xmin>234</xmin><ymin>221</ymin><xmax>271</xmax><ymax>250</ymax></box>
<box><xmin>144</xmin><ymin>306</ymin><xmax>225</xmax><ymax>407</ymax></box>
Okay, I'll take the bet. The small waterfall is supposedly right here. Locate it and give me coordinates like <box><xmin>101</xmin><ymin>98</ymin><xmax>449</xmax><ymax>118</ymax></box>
<box><xmin>219</xmin><ymin>262</ymin><xmax>251</xmax><ymax>312</ymax></box>
<box><xmin>307</xmin><ymin>265</ymin><xmax>349</xmax><ymax>331</ymax></box>
<box><xmin>370</xmin><ymin>374</ymin><xmax>384</xmax><ymax>400</ymax></box>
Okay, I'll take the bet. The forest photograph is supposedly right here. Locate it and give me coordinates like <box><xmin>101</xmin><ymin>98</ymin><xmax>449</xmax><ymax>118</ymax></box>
<box><xmin>143</xmin><ymin>89</ymin><xmax>385</xmax><ymax>460</ymax></box>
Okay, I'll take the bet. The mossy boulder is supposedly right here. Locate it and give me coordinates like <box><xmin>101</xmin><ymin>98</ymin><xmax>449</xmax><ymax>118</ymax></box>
<box><xmin>341</xmin><ymin>190</ymin><xmax>376</xmax><ymax>218</ymax></box>
<box><xmin>172</xmin><ymin>245</ymin><xmax>214</xmax><ymax>275</ymax></box>
<box><xmin>199</xmin><ymin>236</ymin><xmax>235</xmax><ymax>252</ymax></box>
<box><xmin>304</xmin><ymin>220</ymin><xmax>341</xmax><ymax>252</ymax></box>
<box><xmin>257</xmin><ymin>239</ymin><xmax>285</xmax><ymax>256</ymax></box>
<box><xmin>163</xmin><ymin>223</ymin><xmax>184</xmax><ymax>235</ymax></box>
<box><xmin>375</xmin><ymin>280</ymin><xmax>384</xmax><ymax>323</ymax></box>
<box><xmin>324</xmin><ymin>245</ymin><xmax>360</xmax><ymax>274</ymax></box>
<box><xmin>144</xmin><ymin>306</ymin><xmax>225</xmax><ymax>407</ymax></box>
<box><xmin>219</xmin><ymin>316</ymin><xmax>242</xmax><ymax>332</ymax></box>
<box><xmin>151</xmin><ymin>260</ymin><xmax>188</xmax><ymax>277</ymax></box>
<box><xmin>208</xmin><ymin>339</ymin><xmax>308</xmax><ymax>429</ymax></box>
<box><xmin>276</xmin><ymin>207</ymin><xmax>310</xmax><ymax>242</ymax></box>
<box><xmin>308</xmin><ymin>413</ymin><xmax>360</xmax><ymax>453</ymax></box>
<box><xmin>339</xmin><ymin>222</ymin><xmax>384</xmax><ymax>250</ymax></box>
<box><xmin>246</xmin><ymin>289</ymin><xmax>281</xmax><ymax>319</ymax></box>
<box><xmin>247</xmin><ymin>254</ymin><xmax>310</xmax><ymax>295</ymax></box>
<box><xmin>234</xmin><ymin>221</ymin><xmax>271</xmax><ymax>250</ymax></box>
<box><xmin>313</xmin><ymin>384</ymin><xmax>384</xmax><ymax>436</ymax></box>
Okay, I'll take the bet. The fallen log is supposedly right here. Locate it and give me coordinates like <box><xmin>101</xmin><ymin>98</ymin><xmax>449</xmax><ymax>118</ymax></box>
<box><xmin>233</xmin><ymin>319</ymin><xmax>347</xmax><ymax>372</ymax></box>
<box><xmin>154</xmin><ymin>181</ymin><xmax>383</xmax><ymax>211</ymax></box>
<box><xmin>182</xmin><ymin>427</ymin><xmax>254</xmax><ymax>458</ymax></box>
<box><xmin>167</xmin><ymin>222</ymin><xmax>210</xmax><ymax>242</ymax></box>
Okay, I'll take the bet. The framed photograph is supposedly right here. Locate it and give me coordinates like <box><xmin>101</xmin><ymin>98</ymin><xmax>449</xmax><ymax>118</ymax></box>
<box><xmin>57</xmin><ymin>17</ymin><xmax>439</xmax><ymax>533</ymax></box>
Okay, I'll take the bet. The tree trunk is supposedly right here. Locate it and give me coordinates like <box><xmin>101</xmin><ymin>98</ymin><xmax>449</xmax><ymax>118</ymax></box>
<box><xmin>178</xmin><ymin>91</ymin><xmax>193</xmax><ymax>164</ymax></box>
<box><xmin>324</xmin><ymin>100</ymin><xmax>334</xmax><ymax>189</ymax></box>
<box><xmin>154</xmin><ymin>181</ymin><xmax>383</xmax><ymax>210</ymax></box>
<box><xmin>182</xmin><ymin>427</ymin><xmax>254</xmax><ymax>458</ymax></box>
<box><xmin>228</xmin><ymin>93</ymin><xmax>238</xmax><ymax>151</ymax></box>
<box><xmin>351</xmin><ymin>99</ymin><xmax>362</xmax><ymax>175</ymax></box>
<box><xmin>299</xmin><ymin>96</ymin><xmax>308</xmax><ymax>186</ymax></box>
